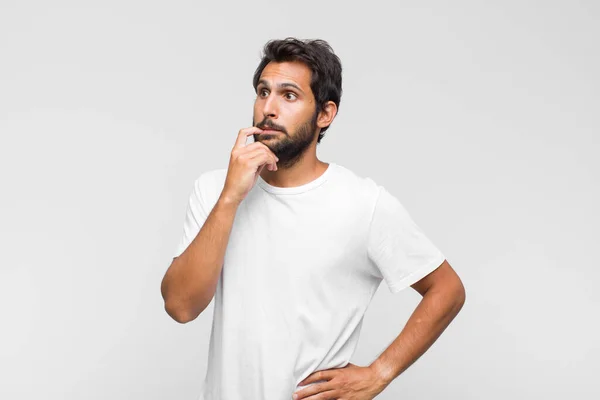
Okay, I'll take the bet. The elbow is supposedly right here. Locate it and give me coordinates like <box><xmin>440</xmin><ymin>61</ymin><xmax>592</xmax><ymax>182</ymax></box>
<box><xmin>160</xmin><ymin>260</ymin><xmax>211</xmax><ymax>323</ymax></box>
<box><xmin>457</xmin><ymin>277</ymin><xmax>466</xmax><ymax>302</ymax></box>
<box><xmin>453</xmin><ymin>280</ymin><xmax>466</xmax><ymax>311</ymax></box>
<box><xmin>161</xmin><ymin>274</ymin><xmax>200</xmax><ymax>323</ymax></box>
<box><xmin>164</xmin><ymin>301</ymin><xmax>202</xmax><ymax>324</ymax></box>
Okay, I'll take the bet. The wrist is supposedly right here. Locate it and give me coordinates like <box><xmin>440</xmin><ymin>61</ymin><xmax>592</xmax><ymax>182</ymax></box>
<box><xmin>369</xmin><ymin>360</ymin><xmax>395</xmax><ymax>388</ymax></box>
<box><xmin>218</xmin><ymin>192</ymin><xmax>242</xmax><ymax>208</ymax></box>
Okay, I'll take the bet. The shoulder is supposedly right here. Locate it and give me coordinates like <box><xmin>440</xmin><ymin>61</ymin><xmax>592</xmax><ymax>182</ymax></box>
<box><xmin>333</xmin><ymin>164</ymin><xmax>409</xmax><ymax>222</ymax></box>
<box><xmin>193</xmin><ymin>166</ymin><xmax>227</xmax><ymax>187</ymax></box>
<box><xmin>331</xmin><ymin>162</ymin><xmax>380</xmax><ymax>203</ymax></box>
<box><xmin>191</xmin><ymin>166</ymin><xmax>228</xmax><ymax>203</ymax></box>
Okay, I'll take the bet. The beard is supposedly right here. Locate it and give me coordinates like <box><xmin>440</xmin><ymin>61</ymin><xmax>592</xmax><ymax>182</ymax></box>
<box><xmin>252</xmin><ymin>111</ymin><xmax>318</xmax><ymax>169</ymax></box>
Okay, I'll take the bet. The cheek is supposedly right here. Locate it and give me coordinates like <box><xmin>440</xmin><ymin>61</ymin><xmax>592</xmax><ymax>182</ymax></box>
<box><xmin>283</xmin><ymin>102</ymin><xmax>309</xmax><ymax>121</ymax></box>
<box><xmin>252</xmin><ymin>104</ymin><xmax>262</xmax><ymax>121</ymax></box>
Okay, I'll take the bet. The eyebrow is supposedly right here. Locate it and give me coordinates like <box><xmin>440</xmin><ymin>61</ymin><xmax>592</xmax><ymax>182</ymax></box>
<box><xmin>258</xmin><ymin>79</ymin><xmax>305</xmax><ymax>95</ymax></box>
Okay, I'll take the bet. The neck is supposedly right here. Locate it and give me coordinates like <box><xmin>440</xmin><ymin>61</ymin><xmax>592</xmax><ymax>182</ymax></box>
<box><xmin>260</xmin><ymin>154</ymin><xmax>329</xmax><ymax>188</ymax></box>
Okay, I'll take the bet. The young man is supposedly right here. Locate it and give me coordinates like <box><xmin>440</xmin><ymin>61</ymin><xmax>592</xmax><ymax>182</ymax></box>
<box><xmin>161</xmin><ymin>37</ymin><xmax>466</xmax><ymax>400</ymax></box>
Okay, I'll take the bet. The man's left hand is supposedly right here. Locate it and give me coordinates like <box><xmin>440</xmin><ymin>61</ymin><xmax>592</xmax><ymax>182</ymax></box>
<box><xmin>293</xmin><ymin>362</ymin><xmax>387</xmax><ymax>400</ymax></box>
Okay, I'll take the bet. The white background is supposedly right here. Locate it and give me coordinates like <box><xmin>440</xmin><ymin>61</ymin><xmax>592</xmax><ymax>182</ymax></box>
<box><xmin>1</xmin><ymin>0</ymin><xmax>598</xmax><ymax>399</ymax></box>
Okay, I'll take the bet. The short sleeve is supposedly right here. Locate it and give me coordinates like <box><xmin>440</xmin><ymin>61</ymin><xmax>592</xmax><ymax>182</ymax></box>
<box><xmin>173</xmin><ymin>173</ymin><xmax>212</xmax><ymax>259</ymax></box>
<box><xmin>367</xmin><ymin>186</ymin><xmax>446</xmax><ymax>293</ymax></box>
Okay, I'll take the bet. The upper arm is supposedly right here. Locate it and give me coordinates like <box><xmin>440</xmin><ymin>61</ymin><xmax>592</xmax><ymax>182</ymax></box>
<box><xmin>410</xmin><ymin>259</ymin><xmax>465</xmax><ymax>299</ymax></box>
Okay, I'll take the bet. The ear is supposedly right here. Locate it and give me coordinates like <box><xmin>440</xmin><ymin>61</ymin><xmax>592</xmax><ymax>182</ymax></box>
<box><xmin>316</xmin><ymin>101</ymin><xmax>338</xmax><ymax>130</ymax></box>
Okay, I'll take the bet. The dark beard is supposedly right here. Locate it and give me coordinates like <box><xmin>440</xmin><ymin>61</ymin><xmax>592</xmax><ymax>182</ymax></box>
<box><xmin>252</xmin><ymin>111</ymin><xmax>318</xmax><ymax>169</ymax></box>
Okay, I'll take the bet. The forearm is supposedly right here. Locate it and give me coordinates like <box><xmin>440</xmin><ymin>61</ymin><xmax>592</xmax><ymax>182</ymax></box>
<box><xmin>369</xmin><ymin>285</ymin><xmax>465</xmax><ymax>387</ymax></box>
<box><xmin>161</xmin><ymin>194</ymin><xmax>240</xmax><ymax>322</ymax></box>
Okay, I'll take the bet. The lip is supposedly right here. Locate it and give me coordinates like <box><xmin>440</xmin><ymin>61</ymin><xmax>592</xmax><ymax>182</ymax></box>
<box><xmin>261</xmin><ymin>129</ymin><xmax>282</xmax><ymax>134</ymax></box>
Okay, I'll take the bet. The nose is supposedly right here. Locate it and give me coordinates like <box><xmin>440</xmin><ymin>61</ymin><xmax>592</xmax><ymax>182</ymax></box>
<box><xmin>262</xmin><ymin>93</ymin><xmax>278</xmax><ymax>119</ymax></box>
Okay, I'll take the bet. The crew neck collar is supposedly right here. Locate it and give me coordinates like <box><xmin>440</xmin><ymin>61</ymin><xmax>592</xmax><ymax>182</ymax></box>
<box><xmin>257</xmin><ymin>162</ymin><xmax>336</xmax><ymax>195</ymax></box>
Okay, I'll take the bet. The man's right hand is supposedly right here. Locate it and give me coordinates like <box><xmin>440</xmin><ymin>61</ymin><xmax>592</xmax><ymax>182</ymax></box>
<box><xmin>220</xmin><ymin>127</ymin><xmax>279</xmax><ymax>205</ymax></box>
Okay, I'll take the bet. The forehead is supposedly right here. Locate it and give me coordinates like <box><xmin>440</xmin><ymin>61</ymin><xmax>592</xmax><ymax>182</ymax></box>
<box><xmin>258</xmin><ymin>61</ymin><xmax>312</xmax><ymax>90</ymax></box>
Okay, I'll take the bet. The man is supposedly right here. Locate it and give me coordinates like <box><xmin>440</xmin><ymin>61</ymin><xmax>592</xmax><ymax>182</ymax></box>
<box><xmin>161</xmin><ymin>37</ymin><xmax>466</xmax><ymax>400</ymax></box>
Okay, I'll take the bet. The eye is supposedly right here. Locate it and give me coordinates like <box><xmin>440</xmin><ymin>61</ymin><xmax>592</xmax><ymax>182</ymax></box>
<box><xmin>284</xmin><ymin>92</ymin><xmax>297</xmax><ymax>100</ymax></box>
<box><xmin>258</xmin><ymin>88</ymin><xmax>269</xmax><ymax>97</ymax></box>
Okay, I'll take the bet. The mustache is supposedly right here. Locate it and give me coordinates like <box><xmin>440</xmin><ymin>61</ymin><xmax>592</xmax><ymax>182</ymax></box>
<box><xmin>256</xmin><ymin>119</ymin><xmax>286</xmax><ymax>133</ymax></box>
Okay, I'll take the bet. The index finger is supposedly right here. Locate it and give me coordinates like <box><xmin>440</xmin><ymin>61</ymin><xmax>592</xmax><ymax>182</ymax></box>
<box><xmin>234</xmin><ymin>127</ymin><xmax>264</xmax><ymax>149</ymax></box>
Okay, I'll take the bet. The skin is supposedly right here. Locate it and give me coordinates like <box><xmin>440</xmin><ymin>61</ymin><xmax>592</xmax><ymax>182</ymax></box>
<box><xmin>251</xmin><ymin>60</ymin><xmax>337</xmax><ymax>188</ymax></box>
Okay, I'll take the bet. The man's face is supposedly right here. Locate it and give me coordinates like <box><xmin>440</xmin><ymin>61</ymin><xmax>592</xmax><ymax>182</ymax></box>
<box><xmin>252</xmin><ymin>61</ymin><xmax>319</xmax><ymax>168</ymax></box>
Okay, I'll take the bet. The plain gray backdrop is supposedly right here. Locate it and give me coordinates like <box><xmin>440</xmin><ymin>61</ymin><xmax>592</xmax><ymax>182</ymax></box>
<box><xmin>1</xmin><ymin>0</ymin><xmax>598</xmax><ymax>399</ymax></box>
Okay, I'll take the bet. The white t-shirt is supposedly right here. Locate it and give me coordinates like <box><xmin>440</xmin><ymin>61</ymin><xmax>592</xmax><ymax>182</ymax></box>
<box><xmin>173</xmin><ymin>162</ymin><xmax>445</xmax><ymax>400</ymax></box>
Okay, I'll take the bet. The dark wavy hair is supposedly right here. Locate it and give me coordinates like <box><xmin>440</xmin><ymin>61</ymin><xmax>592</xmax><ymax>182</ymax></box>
<box><xmin>252</xmin><ymin>37</ymin><xmax>343</xmax><ymax>144</ymax></box>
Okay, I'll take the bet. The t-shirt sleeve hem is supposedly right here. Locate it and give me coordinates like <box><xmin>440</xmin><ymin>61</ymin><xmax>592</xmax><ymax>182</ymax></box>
<box><xmin>386</xmin><ymin>253</ymin><xmax>446</xmax><ymax>294</ymax></box>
